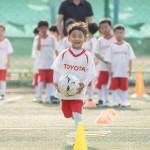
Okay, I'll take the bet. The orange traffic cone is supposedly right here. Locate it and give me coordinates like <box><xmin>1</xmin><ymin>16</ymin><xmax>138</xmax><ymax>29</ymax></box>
<box><xmin>84</xmin><ymin>100</ymin><xmax>97</xmax><ymax>108</ymax></box>
<box><xmin>95</xmin><ymin>110</ymin><xmax>112</xmax><ymax>124</ymax></box>
<box><xmin>132</xmin><ymin>68</ymin><xmax>148</xmax><ymax>98</ymax></box>
<box><xmin>107</xmin><ymin>109</ymin><xmax>117</xmax><ymax>116</ymax></box>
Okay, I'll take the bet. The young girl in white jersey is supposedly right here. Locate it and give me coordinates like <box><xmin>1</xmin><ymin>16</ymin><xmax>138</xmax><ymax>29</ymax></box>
<box><xmin>95</xmin><ymin>18</ymin><xmax>116</xmax><ymax>106</ymax></box>
<box><xmin>104</xmin><ymin>24</ymin><xmax>135</xmax><ymax>107</ymax></box>
<box><xmin>33</xmin><ymin>20</ymin><xmax>59</xmax><ymax>103</ymax></box>
<box><xmin>0</xmin><ymin>24</ymin><xmax>13</xmax><ymax>100</ymax></box>
<box><xmin>51</xmin><ymin>22</ymin><xmax>96</xmax><ymax>130</ymax></box>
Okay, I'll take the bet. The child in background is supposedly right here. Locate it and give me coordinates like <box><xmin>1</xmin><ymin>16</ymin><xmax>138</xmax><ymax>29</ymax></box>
<box><xmin>83</xmin><ymin>22</ymin><xmax>98</xmax><ymax>102</ymax></box>
<box><xmin>95</xmin><ymin>18</ymin><xmax>116</xmax><ymax>106</ymax></box>
<box><xmin>0</xmin><ymin>23</ymin><xmax>13</xmax><ymax>100</ymax></box>
<box><xmin>51</xmin><ymin>22</ymin><xmax>96</xmax><ymax>130</ymax></box>
<box><xmin>49</xmin><ymin>25</ymin><xmax>59</xmax><ymax>41</ymax></box>
<box><xmin>33</xmin><ymin>20</ymin><xmax>58</xmax><ymax>103</ymax></box>
<box><xmin>59</xmin><ymin>18</ymin><xmax>76</xmax><ymax>51</ymax></box>
<box><xmin>49</xmin><ymin>25</ymin><xmax>61</xmax><ymax>53</ymax></box>
<box><xmin>104</xmin><ymin>24</ymin><xmax>135</xmax><ymax>107</ymax></box>
<box><xmin>31</xmin><ymin>27</ymin><xmax>39</xmax><ymax>102</ymax></box>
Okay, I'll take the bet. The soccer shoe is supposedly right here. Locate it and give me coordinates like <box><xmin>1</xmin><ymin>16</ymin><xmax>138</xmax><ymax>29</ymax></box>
<box><xmin>121</xmin><ymin>102</ymin><xmax>131</xmax><ymax>108</ymax></box>
<box><xmin>103</xmin><ymin>100</ymin><xmax>110</xmax><ymax>107</ymax></box>
<box><xmin>50</xmin><ymin>96</ymin><xmax>60</xmax><ymax>104</ymax></box>
<box><xmin>112</xmin><ymin>101</ymin><xmax>119</xmax><ymax>107</ymax></box>
<box><xmin>32</xmin><ymin>97</ymin><xmax>37</xmax><ymax>102</ymax></box>
<box><xmin>45</xmin><ymin>97</ymin><xmax>50</xmax><ymax>103</ymax></box>
<box><xmin>96</xmin><ymin>99</ymin><xmax>103</xmax><ymax>106</ymax></box>
<box><xmin>37</xmin><ymin>97</ymin><xmax>43</xmax><ymax>103</ymax></box>
<box><xmin>0</xmin><ymin>95</ymin><xmax>5</xmax><ymax>100</ymax></box>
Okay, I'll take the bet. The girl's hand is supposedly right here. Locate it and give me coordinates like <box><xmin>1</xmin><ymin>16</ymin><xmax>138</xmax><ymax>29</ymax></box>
<box><xmin>55</xmin><ymin>83</ymin><xmax>60</xmax><ymax>93</ymax></box>
<box><xmin>77</xmin><ymin>82</ymin><xmax>84</xmax><ymax>94</ymax></box>
<box><xmin>6</xmin><ymin>62</ymin><xmax>10</xmax><ymax>69</ymax></box>
<box><xmin>128</xmin><ymin>69</ymin><xmax>132</xmax><ymax>76</ymax></box>
<box><xmin>108</xmin><ymin>70</ymin><xmax>113</xmax><ymax>78</ymax></box>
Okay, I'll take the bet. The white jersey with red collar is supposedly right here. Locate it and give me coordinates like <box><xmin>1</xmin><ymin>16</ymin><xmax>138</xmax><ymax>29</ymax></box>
<box><xmin>83</xmin><ymin>37</ymin><xmax>97</xmax><ymax>57</ymax></box>
<box><xmin>0</xmin><ymin>38</ymin><xmax>13</xmax><ymax>69</ymax></box>
<box><xmin>104</xmin><ymin>41</ymin><xmax>136</xmax><ymax>78</ymax></box>
<box><xmin>51</xmin><ymin>48</ymin><xmax>96</xmax><ymax>100</ymax></box>
<box><xmin>33</xmin><ymin>35</ymin><xmax>57</xmax><ymax>69</ymax></box>
<box><xmin>95</xmin><ymin>35</ymin><xmax>116</xmax><ymax>71</ymax></box>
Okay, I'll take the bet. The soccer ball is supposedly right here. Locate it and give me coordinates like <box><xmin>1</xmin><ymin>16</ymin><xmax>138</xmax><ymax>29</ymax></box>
<box><xmin>58</xmin><ymin>74</ymin><xmax>80</xmax><ymax>97</ymax></box>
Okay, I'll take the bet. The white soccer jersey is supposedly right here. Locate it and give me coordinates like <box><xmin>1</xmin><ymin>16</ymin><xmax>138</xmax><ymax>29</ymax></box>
<box><xmin>95</xmin><ymin>35</ymin><xmax>116</xmax><ymax>71</ymax></box>
<box><xmin>0</xmin><ymin>38</ymin><xmax>13</xmax><ymax>69</ymax></box>
<box><xmin>33</xmin><ymin>35</ymin><xmax>57</xmax><ymax>69</ymax></box>
<box><xmin>104</xmin><ymin>42</ymin><xmax>136</xmax><ymax>78</ymax></box>
<box><xmin>51</xmin><ymin>48</ymin><xmax>97</xmax><ymax>100</ymax></box>
<box><xmin>83</xmin><ymin>37</ymin><xmax>97</xmax><ymax>57</ymax></box>
<box><xmin>59</xmin><ymin>37</ymin><xmax>71</xmax><ymax>51</ymax></box>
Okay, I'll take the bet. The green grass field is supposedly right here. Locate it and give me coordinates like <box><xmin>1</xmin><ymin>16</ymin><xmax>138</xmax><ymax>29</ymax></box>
<box><xmin>0</xmin><ymin>93</ymin><xmax>149</xmax><ymax>150</ymax></box>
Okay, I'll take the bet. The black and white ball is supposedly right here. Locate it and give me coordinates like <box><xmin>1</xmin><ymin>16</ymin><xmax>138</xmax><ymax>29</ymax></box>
<box><xmin>58</xmin><ymin>74</ymin><xmax>80</xmax><ymax>97</ymax></box>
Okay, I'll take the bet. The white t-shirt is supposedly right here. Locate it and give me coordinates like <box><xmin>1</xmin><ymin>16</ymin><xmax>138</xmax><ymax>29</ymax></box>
<box><xmin>51</xmin><ymin>48</ymin><xmax>97</xmax><ymax>100</ymax></box>
<box><xmin>95</xmin><ymin>35</ymin><xmax>116</xmax><ymax>71</ymax></box>
<box><xmin>33</xmin><ymin>35</ymin><xmax>57</xmax><ymax>69</ymax></box>
<box><xmin>0</xmin><ymin>38</ymin><xmax>13</xmax><ymax>69</ymax></box>
<box><xmin>83</xmin><ymin>37</ymin><xmax>97</xmax><ymax>57</ymax></box>
<box><xmin>59</xmin><ymin>37</ymin><xmax>71</xmax><ymax>51</ymax></box>
<box><xmin>104</xmin><ymin>42</ymin><xmax>136</xmax><ymax>78</ymax></box>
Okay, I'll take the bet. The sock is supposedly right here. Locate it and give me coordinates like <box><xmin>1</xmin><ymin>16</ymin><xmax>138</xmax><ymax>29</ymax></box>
<box><xmin>35</xmin><ymin>86</ymin><xmax>38</xmax><ymax>97</ymax></box>
<box><xmin>52</xmin><ymin>84</ymin><xmax>56</xmax><ymax>96</ymax></box>
<box><xmin>118</xmin><ymin>90</ymin><xmax>121</xmax><ymax>104</ymax></box>
<box><xmin>73</xmin><ymin>112</ymin><xmax>83</xmax><ymax>131</ymax></box>
<box><xmin>121</xmin><ymin>90</ymin><xmax>128</xmax><ymax>106</ymax></box>
<box><xmin>46</xmin><ymin>83</ymin><xmax>54</xmax><ymax>100</ymax></box>
<box><xmin>101</xmin><ymin>85</ymin><xmax>109</xmax><ymax>102</ymax></box>
<box><xmin>112</xmin><ymin>90</ymin><xmax>119</xmax><ymax>105</ymax></box>
<box><xmin>37</xmin><ymin>82</ymin><xmax>44</xmax><ymax>99</ymax></box>
<box><xmin>0</xmin><ymin>81</ymin><xmax>6</xmax><ymax>96</ymax></box>
<box><xmin>98</xmin><ymin>89</ymin><xmax>103</xmax><ymax>100</ymax></box>
<box><xmin>87</xmin><ymin>86</ymin><xmax>93</xmax><ymax>100</ymax></box>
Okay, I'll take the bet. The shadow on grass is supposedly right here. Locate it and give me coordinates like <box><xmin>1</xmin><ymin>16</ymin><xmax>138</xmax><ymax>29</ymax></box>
<box><xmin>83</xmin><ymin>106</ymin><xmax>142</xmax><ymax>111</ymax></box>
<box><xmin>64</xmin><ymin>145</ymin><xmax>100</xmax><ymax>150</ymax></box>
<box><xmin>132</xmin><ymin>98</ymin><xmax>150</xmax><ymax>103</ymax></box>
<box><xmin>41</xmin><ymin>102</ymin><xmax>60</xmax><ymax>108</ymax></box>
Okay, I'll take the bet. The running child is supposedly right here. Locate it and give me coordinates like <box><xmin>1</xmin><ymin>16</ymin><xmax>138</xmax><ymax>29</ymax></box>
<box><xmin>51</xmin><ymin>22</ymin><xmax>96</xmax><ymax>130</ymax></box>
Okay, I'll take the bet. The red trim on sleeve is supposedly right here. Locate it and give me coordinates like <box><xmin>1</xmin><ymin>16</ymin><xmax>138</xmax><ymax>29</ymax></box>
<box><xmin>84</xmin><ymin>52</ymin><xmax>88</xmax><ymax>63</ymax></box>
<box><xmin>62</xmin><ymin>50</ymin><xmax>68</xmax><ymax>60</ymax></box>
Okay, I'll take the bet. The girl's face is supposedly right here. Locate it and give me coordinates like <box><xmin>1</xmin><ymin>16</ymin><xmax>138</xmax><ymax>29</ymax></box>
<box><xmin>68</xmin><ymin>29</ymin><xmax>86</xmax><ymax>49</ymax></box>
<box><xmin>99</xmin><ymin>23</ymin><xmax>111</xmax><ymax>36</ymax></box>
<box><xmin>38</xmin><ymin>26</ymin><xmax>48</xmax><ymax>36</ymax></box>
<box><xmin>114</xmin><ymin>29</ymin><xmax>125</xmax><ymax>41</ymax></box>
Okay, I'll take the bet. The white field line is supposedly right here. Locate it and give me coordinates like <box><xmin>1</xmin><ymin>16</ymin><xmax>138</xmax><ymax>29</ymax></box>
<box><xmin>0</xmin><ymin>127</ymin><xmax>149</xmax><ymax>130</ymax></box>
<box><xmin>0</xmin><ymin>96</ymin><xmax>24</xmax><ymax>105</ymax></box>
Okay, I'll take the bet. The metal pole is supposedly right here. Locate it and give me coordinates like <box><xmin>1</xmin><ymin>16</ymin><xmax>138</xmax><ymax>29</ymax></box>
<box><xmin>104</xmin><ymin>0</ymin><xmax>110</xmax><ymax>18</ymax></box>
<box><xmin>114</xmin><ymin>0</ymin><xmax>119</xmax><ymax>25</ymax></box>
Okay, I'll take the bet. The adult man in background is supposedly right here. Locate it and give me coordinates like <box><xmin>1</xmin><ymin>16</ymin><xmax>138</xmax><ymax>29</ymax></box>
<box><xmin>57</xmin><ymin>0</ymin><xmax>94</xmax><ymax>38</ymax></box>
